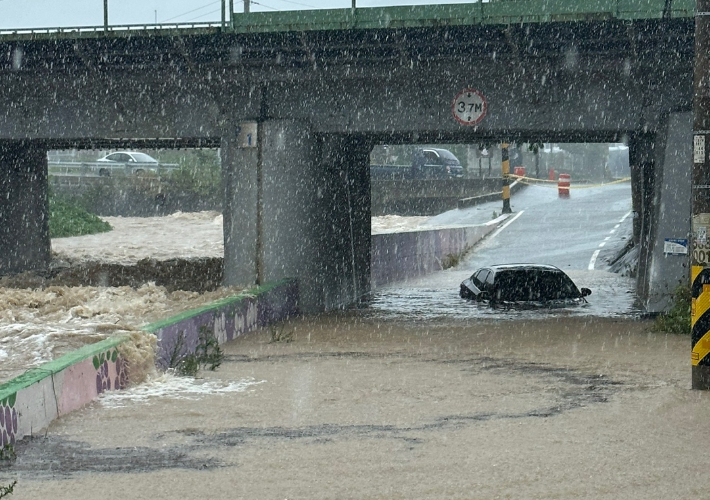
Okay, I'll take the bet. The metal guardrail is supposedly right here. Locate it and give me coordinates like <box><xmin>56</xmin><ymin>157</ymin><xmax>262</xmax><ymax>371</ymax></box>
<box><xmin>48</xmin><ymin>161</ymin><xmax>179</xmax><ymax>177</ymax></box>
<box><xmin>0</xmin><ymin>0</ymin><xmax>696</xmax><ymax>39</ymax></box>
<box><xmin>0</xmin><ymin>22</ymin><xmax>223</xmax><ymax>37</ymax></box>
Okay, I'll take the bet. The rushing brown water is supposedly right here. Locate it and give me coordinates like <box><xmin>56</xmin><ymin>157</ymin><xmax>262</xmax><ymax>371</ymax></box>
<box><xmin>0</xmin><ymin>284</ymin><xmax>241</xmax><ymax>384</ymax></box>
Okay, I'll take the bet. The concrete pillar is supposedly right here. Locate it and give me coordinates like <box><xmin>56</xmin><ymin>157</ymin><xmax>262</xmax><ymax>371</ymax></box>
<box><xmin>222</xmin><ymin>120</ymin><xmax>373</xmax><ymax>312</ymax></box>
<box><xmin>221</xmin><ymin>129</ymin><xmax>259</xmax><ymax>287</ymax></box>
<box><xmin>259</xmin><ymin>122</ymin><xmax>372</xmax><ymax>312</ymax></box>
<box><xmin>630</xmin><ymin>131</ymin><xmax>657</xmax><ymax>302</ymax></box>
<box><xmin>318</xmin><ymin>134</ymin><xmax>372</xmax><ymax>310</ymax></box>
<box><xmin>0</xmin><ymin>141</ymin><xmax>50</xmax><ymax>275</ymax></box>
<box><xmin>642</xmin><ymin>113</ymin><xmax>692</xmax><ymax>312</ymax></box>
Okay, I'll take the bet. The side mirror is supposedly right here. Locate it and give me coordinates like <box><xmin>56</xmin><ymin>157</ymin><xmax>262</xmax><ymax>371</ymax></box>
<box><xmin>581</xmin><ymin>288</ymin><xmax>592</xmax><ymax>297</ymax></box>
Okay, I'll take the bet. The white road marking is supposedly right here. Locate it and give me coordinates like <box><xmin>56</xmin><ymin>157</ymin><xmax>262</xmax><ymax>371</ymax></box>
<box><xmin>488</xmin><ymin>210</ymin><xmax>525</xmax><ymax>240</ymax></box>
<box><xmin>588</xmin><ymin>250</ymin><xmax>601</xmax><ymax>270</ymax></box>
<box><xmin>588</xmin><ymin>211</ymin><xmax>632</xmax><ymax>270</ymax></box>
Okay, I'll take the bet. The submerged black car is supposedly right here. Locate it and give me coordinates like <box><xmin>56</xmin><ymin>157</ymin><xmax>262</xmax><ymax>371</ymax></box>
<box><xmin>460</xmin><ymin>264</ymin><xmax>591</xmax><ymax>307</ymax></box>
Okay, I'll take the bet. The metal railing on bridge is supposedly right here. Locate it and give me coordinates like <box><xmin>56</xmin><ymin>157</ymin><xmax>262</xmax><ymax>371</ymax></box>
<box><xmin>0</xmin><ymin>0</ymin><xmax>696</xmax><ymax>40</ymax></box>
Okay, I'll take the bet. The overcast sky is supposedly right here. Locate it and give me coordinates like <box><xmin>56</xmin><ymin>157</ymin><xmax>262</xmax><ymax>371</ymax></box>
<box><xmin>0</xmin><ymin>0</ymin><xmax>475</xmax><ymax>29</ymax></box>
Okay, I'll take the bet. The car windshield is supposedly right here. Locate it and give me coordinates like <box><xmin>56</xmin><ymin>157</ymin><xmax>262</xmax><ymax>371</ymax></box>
<box><xmin>435</xmin><ymin>150</ymin><xmax>461</xmax><ymax>165</ymax></box>
<box><xmin>130</xmin><ymin>153</ymin><xmax>157</xmax><ymax>163</ymax></box>
<box><xmin>494</xmin><ymin>269</ymin><xmax>581</xmax><ymax>302</ymax></box>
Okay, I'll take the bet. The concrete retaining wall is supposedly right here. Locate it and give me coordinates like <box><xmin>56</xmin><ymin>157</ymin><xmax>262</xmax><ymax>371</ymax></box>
<box><xmin>0</xmin><ymin>336</ymin><xmax>127</xmax><ymax>448</ymax></box>
<box><xmin>144</xmin><ymin>279</ymin><xmax>299</xmax><ymax>369</ymax></box>
<box><xmin>371</xmin><ymin>219</ymin><xmax>502</xmax><ymax>288</ymax></box>
<box><xmin>0</xmin><ymin>279</ymin><xmax>298</xmax><ymax>447</ymax></box>
<box><xmin>372</xmin><ymin>178</ymin><xmax>502</xmax><ymax>216</ymax></box>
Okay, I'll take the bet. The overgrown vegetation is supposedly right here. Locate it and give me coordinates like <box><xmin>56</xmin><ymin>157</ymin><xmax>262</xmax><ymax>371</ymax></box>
<box><xmin>653</xmin><ymin>285</ymin><xmax>692</xmax><ymax>335</ymax></box>
<box><xmin>0</xmin><ymin>480</ymin><xmax>16</xmax><ymax>499</ymax></box>
<box><xmin>0</xmin><ymin>445</ymin><xmax>16</xmax><ymax>462</ymax></box>
<box><xmin>49</xmin><ymin>193</ymin><xmax>112</xmax><ymax>238</ymax></box>
<box><xmin>168</xmin><ymin>326</ymin><xmax>223</xmax><ymax>377</ymax></box>
<box><xmin>269</xmin><ymin>324</ymin><xmax>293</xmax><ymax>343</ymax></box>
<box><xmin>160</xmin><ymin>149</ymin><xmax>221</xmax><ymax>201</ymax></box>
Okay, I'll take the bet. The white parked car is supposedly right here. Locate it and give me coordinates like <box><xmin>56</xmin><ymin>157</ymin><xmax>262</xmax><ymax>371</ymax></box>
<box><xmin>96</xmin><ymin>152</ymin><xmax>160</xmax><ymax>176</ymax></box>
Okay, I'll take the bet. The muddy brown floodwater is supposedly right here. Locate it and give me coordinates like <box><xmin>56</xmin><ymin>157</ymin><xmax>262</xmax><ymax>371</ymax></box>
<box><xmin>6</xmin><ymin>313</ymin><xmax>709</xmax><ymax>500</ymax></box>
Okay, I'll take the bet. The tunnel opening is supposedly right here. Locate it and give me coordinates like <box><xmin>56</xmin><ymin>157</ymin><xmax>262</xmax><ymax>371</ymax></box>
<box><xmin>3</xmin><ymin>139</ymin><xmax>229</xmax><ymax>294</ymax></box>
<box><xmin>366</xmin><ymin>138</ymin><xmax>639</xmax><ymax>320</ymax></box>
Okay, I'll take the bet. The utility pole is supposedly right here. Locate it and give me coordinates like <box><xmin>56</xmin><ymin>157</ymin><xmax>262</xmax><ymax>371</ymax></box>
<box><xmin>501</xmin><ymin>143</ymin><xmax>512</xmax><ymax>214</ymax></box>
<box><xmin>692</xmin><ymin>0</ymin><xmax>710</xmax><ymax>389</ymax></box>
<box><xmin>244</xmin><ymin>0</ymin><xmax>250</xmax><ymax>14</ymax></box>
<box><xmin>103</xmin><ymin>0</ymin><xmax>108</xmax><ymax>32</ymax></box>
<box><xmin>221</xmin><ymin>0</ymin><xmax>226</xmax><ymax>28</ymax></box>
<box><xmin>229</xmin><ymin>0</ymin><xmax>234</xmax><ymax>27</ymax></box>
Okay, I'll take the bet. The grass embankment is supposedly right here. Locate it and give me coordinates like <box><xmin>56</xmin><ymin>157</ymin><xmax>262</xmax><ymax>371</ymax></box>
<box><xmin>49</xmin><ymin>195</ymin><xmax>112</xmax><ymax>238</ymax></box>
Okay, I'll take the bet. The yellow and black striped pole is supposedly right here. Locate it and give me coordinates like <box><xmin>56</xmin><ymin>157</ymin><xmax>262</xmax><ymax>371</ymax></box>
<box><xmin>501</xmin><ymin>143</ymin><xmax>512</xmax><ymax>214</ymax></box>
<box><xmin>691</xmin><ymin>262</ymin><xmax>710</xmax><ymax>386</ymax></box>
<box><xmin>692</xmin><ymin>0</ymin><xmax>710</xmax><ymax>389</ymax></box>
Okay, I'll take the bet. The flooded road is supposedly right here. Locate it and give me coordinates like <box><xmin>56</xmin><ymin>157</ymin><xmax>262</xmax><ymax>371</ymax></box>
<box><xmin>369</xmin><ymin>182</ymin><xmax>638</xmax><ymax>321</ymax></box>
<box><xmin>6</xmin><ymin>314</ymin><xmax>707</xmax><ymax>500</ymax></box>
<box><xmin>6</xmin><ymin>181</ymin><xmax>700</xmax><ymax>499</ymax></box>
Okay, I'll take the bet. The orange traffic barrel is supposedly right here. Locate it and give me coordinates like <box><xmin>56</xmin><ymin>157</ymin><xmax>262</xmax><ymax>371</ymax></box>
<box><xmin>548</xmin><ymin>168</ymin><xmax>555</xmax><ymax>180</ymax></box>
<box><xmin>558</xmin><ymin>173</ymin><xmax>571</xmax><ymax>198</ymax></box>
<box><xmin>513</xmin><ymin>166</ymin><xmax>526</xmax><ymax>177</ymax></box>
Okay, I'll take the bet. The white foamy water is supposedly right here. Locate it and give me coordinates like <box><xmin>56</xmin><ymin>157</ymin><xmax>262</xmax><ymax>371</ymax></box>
<box><xmin>98</xmin><ymin>373</ymin><xmax>265</xmax><ymax>408</ymax></box>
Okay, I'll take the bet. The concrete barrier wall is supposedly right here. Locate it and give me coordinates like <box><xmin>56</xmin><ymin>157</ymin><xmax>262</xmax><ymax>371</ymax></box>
<box><xmin>371</xmin><ymin>178</ymin><xmax>502</xmax><ymax>216</ymax></box>
<box><xmin>371</xmin><ymin>220</ymin><xmax>501</xmax><ymax>288</ymax></box>
<box><xmin>0</xmin><ymin>336</ymin><xmax>127</xmax><ymax>448</ymax></box>
<box><xmin>143</xmin><ymin>279</ymin><xmax>299</xmax><ymax>369</ymax></box>
<box><xmin>0</xmin><ymin>279</ymin><xmax>298</xmax><ymax>447</ymax></box>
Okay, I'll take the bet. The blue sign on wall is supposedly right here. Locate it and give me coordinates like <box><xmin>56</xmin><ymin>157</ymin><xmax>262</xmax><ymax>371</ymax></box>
<box><xmin>664</xmin><ymin>238</ymin><xmax>688</xmax><ymax>255</ymax></box>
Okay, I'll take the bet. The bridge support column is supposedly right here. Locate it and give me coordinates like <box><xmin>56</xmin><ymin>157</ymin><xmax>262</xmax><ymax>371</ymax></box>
<box><xmin>630</xmin><ymin>131</ymin><xmax>656</xmax><ymax>302</ymax></box>
<box><xmin>222</xmin><ymin>121</ymin><xmax>372</xmax><ymax>312</ymax></box>
<box><xmin>0</xmin><ymin>141</ymin><xmax>50</xmax><ymax>275</ymax></box>
<box><xmin>636</xmin><ymin>113</ymin><xmax>692</xmax><ymax>312</ymax></box>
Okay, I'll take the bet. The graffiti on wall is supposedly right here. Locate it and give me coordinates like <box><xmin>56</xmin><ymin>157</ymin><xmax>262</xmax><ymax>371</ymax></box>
<box><xmin>0</xmin><ymin>393</ymin><xmax>17</xmax><ymax>448</ymax></box>
<box><xmin>93</xmin><ymin>348</ymin><xmax>129</xmax><ymax>394</ymax></box>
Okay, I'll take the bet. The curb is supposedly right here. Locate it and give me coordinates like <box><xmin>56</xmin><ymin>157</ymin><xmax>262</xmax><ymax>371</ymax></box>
<box><xmin>457</xmin><ymin>180</ymin><xmax>526</xmax><ymax>209</ymax></box>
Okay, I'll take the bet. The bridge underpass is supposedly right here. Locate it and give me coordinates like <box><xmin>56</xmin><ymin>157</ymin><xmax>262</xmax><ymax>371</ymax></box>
<box><xmin>0</xmin><ymin>1</ymin><xmax>695</xmax><ymax>313</ymax></box>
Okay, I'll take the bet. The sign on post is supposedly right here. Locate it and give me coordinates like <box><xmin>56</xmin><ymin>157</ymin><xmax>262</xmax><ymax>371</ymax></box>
<box><xmin>452</xmin><ymin>89</ymin><xmax>487</xmax><ymax>126</ymax></box>
<box><xmin>236</xmin><ymin>122</ymin><xmax>258</xmax><ymax>148</ymax></box>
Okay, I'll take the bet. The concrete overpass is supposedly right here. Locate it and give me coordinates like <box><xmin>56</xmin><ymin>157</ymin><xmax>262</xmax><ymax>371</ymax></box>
<box><xmin>0</xmin><ymin>0</ymin><xmax>696</xmax><ymax>312</ymax></box>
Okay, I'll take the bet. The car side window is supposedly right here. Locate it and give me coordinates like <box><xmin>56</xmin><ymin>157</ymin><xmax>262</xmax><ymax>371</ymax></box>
<box><xmin>484</xmin><ymin>271</ymin><xmax>496</xmax><ymax>292</ymax></box>
<box><xmin>475</xmin><ymin>270</ymin><xmax>491</xmax><ymax>291</ymax></box>
<box><xmin>424</xmin><ymin>151</ymin><xmax>440</xmax><ymax>164</ymax></box>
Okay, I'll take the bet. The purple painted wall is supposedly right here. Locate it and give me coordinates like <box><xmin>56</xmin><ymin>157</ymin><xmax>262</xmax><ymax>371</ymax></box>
<box><xmin>371</xmin><ymin>224</ymin><xmax>498</xmax><ymax>288</ymax></box>
<box><xmin>147</xmin><ymin>279</ymin><xmax>299</xmax><ymax>369</ymax></box>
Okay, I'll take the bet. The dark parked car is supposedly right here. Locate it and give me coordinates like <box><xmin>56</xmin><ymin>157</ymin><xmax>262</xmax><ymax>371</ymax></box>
<box><xmin>460</xmin><ymin>264</ymin><xmax>591</xmax><ymax>307</ymax></box>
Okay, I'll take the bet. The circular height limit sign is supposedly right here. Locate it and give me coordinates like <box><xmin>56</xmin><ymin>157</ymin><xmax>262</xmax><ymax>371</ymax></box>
<box><xmin>452</xmin><ymin>88</ymin><xmax>487</xmax><ymax>126</ymax></box>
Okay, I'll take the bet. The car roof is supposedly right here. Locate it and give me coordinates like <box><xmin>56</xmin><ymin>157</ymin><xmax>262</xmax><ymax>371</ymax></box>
<box><xmin>482</xmin><ymin>264</ymin><xmax>564</xmax><ymax>273</ymax></box>
<box><xmin>423</xmin><ymin>148</ymin><xmax>459</xmax><ymax>161</ymax></box>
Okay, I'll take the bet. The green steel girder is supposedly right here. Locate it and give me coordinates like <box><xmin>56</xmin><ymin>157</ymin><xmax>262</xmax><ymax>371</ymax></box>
<box><xmin>0</xmin><ymin>0</ymin><xmax>695</xmax><ymax>41</ymax></box>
